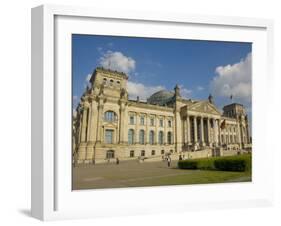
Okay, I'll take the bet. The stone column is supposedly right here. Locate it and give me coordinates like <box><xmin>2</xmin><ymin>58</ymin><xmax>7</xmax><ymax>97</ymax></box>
<box><xmin>193</xmin><ymin>116</ymin><xmax>198</xmax><ymax>144</ymax></box>
<box><xmin>182</xmin><ymin>118</ymin><xmax>186</xmax><ymax>144</ymax></box>
<box><xmin>155</xmin><ymin>116</ymin><xmax>158</xmax><ymax>145</ymax></box>
<box><xmin>200</xmin><ymin>116</ymin><xmax>205</xmax><ymax>146</ymax></box>
<box><xmin>119</xmin><ymin>102</ymin><xmax>126</xmax><ymax>143</ymax></box>
<box><xmin>163</xmin><ymin>116</ymin><xmax>167</xmax><ymax>144</ymax></box>
<box><xmin>214</xmin><ymin>119</ymin><xmax>219</xmax><ymax>146</ymax></box>
<box><xmin>135</xmin><ymin>113</ymin><xmax>139</xmax><ymax>144</ymax></box>
<box><xmin>146</xmin><ymin>114</ymin><xmax>149</xmax><ymax>144</ymax></box>
<box><xmin>218</xmin><ymin>119</ymin><xmax>221</xmax><ymax>145</ymax></box>
<box><xmin>186</xmin><ymin>116</ymin><xmax>191</xmax><ymax>144</ymax></box>
<box><xmin>236</xmin><ymin>120</ymin><xmax>242</xmax><ymax>148</ymax></box>
<box><xmin>207</xmin><ymin>117</ymin><xmax>211</xmax><ymax>146</ymax></box>
<box><xmin>80</xmin><ymin>107</ymin><xmax>88</xmax><ymax>142</ymax></box>
<box><xmin>86</xmin><ymin>106</ymin><xmax>92</xmax><ymax>142</ymax></box>
<box><xmin>96</xmin><ymin>101</ymin><xmax>104</xmax><ymax>143</ymax></box>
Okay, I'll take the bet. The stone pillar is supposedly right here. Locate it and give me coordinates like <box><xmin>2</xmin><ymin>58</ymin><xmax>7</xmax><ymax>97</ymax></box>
<box><xmin>237</xmin><ymin>120</ymin><xmax>242</xmax><ymax>148</ymax></box>
<box><xmin>86</xmin><ymin>103</ymin><xmax>94</xmax><ymax>162</ymax></box>
<box><xmin>96</xmin><ymin>100</ymin><xmax>104</xmax><ymax>143</ymax></box>
<box><xmin>135</xmin><ymin>113</ymin><xmax>139</xmax><ymax>144</ymax></box>
<box><xmin>86</xmin><ymin>107</ymin><xmax>92</xmax><ymax>141</ymax></box>
<box><xmin>214</xmin><ymin>119</ymin><xmax>219</xmax><ymax>146</ymax></box>
<box><xmin>119</xmin><ymin>102</ymin><xmax>126</xmax><ymax>143</ymax></box>
<box><xmin>146</xmin><ymin>114</ymin><xmax>149</xmax><ymax>144</ymax></box>
<box><xmin>163</xmin><ymin>116</ymin><xmax>167</xmax><ymax>144</ymax></box>
<box><xmin>218</xmin><ymin>119</ymin><xmax>221</xmax><ymax>145</ymax></box>
<box><xmin>182</xmin><ymin>118</ymin><xmax>186</xmax><ymax>144</ymax></box>
<box><xmin>186</xmin><ymin>116</ymin><xmax>191</xmax><ymax>144</ymax></box>
<box><xmin>155</xmin><ymin>115</ymin><xmax>158</xmax><ymax>145</ymax></box>
<box><xmin>200</xmin><ymin>116</ymin><xmax>205</xmax><ymax>146</ymax></box>
<box><xmin>80</xmin><ymin>107</ymin><xmax>88</xmax><ymax>142</ymax></box>
<box><xmin>193</xmin><ymin>116</ymin><xmax>198</xmax><ymax>144</ymax></box>
<box><xmin>207</xmin><ymin>117</ymin><xmax>211</xmax><ymax>146</ymax></box>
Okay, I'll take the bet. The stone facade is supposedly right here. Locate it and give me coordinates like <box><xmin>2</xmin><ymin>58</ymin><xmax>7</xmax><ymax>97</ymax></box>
<box><xmin>73</xmin><ymin>67</ymin><xmax>251</xmax><ymax>164</ymax></box>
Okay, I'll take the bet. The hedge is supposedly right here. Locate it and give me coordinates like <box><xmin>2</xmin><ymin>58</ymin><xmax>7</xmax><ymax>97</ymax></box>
<box><xmin>178</xmin><ymin>154</ymin><xmax>251</xmax><ymax>172</ymax></box>
<box><xmin>214</xmin><ymin>155</ymin><xmax>251</xmax><ymax>172</ymax></box>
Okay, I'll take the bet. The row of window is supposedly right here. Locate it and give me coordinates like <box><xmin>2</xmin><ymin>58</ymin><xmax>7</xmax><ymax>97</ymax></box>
<box><xmin>128</xmin><ymin>129</ymin><xmax>173</xmax><ymax>145</ymax></box>
<box><xmin>104</xmin><ymin>111</ymin><xmax>173</xmax><ymax>128</ymax></box>
<box><xmin>104</xmin><ymin>129</ymin><xmax>173</xmax><ymax>145</ymax></box>
<box><xmin>221</xmin><ymin>134</ymin><xmax>237</xmax><ymax>144</ymax></box>
<box><xmin>129</xmin><ymin>115</ymin><xmax>172</xmax><ymax>127</ymax></box>
<box><xmin>103</xmin><ymin>78</ymin><xmax>121</xmax><ymax>86</ymax></box>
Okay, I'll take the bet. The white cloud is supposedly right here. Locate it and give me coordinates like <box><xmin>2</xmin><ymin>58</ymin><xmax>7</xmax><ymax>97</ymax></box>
<box><xmin>99</xmin><ymin>51</ymin><xmax>136</xmax><ymax>74</ymax></box>
<box><xmin>127</xmin><ymin>81</ymin><xmax>165</xmax><ymax>101</ymax></box>
<box><xmin>210</xmin><ymin>52</ymin><xmax>252</xmax><ymax>103</ymax></box>
<box><xmin>197</xmin><ymin>86</ymin><xmax>204</xmax><ymax>91</ymax></box>
<box><xmin>86</xmin><ymin>74</ymin><xmax>91</xmax><ymax>82</ymax></box>
<box><xmin>179</xmin><ymin>85</ymin><xmax>192</xmax><ymax>99</ymax></box>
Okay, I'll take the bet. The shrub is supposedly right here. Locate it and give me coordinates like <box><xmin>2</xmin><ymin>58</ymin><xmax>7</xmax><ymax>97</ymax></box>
<box><xmin>214</xmin><ymin>155</ymin><xmax>251</xmax><ymax>172</ymax></box>
<box><xmin>178</xmin><ymin>154</ymin><xmax>251</xmax><ymax>172</ymax></box>
<box><xmin>178</xmin><ymin>160</ymin><xmax>198</xmax><ymax>169</ymax></box>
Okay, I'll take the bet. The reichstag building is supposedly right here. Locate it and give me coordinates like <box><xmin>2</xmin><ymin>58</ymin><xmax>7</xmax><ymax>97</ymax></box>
<box><xmin>73</xmin><ymin>67</ymin><xmax>251</xmax><ymax>164</ymax></box>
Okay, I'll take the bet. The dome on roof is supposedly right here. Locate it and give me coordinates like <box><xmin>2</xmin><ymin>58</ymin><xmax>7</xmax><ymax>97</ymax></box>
<box><xmin>147</xmin><ymin>90</ymin><xmax>174</xmax><ymax>105</ymax></box>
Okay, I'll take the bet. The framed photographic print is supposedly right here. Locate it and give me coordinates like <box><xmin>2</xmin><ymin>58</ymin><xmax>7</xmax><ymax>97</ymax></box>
<box><xmin>31</xmin><ymin>4</ymin><xmax>274</xmax><ymax>221</ymax></box>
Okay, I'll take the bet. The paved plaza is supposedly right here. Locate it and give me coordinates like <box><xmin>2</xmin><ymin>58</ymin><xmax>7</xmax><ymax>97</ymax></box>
<box><xmin>72</xmin><ymin>159</ymin><xmax>251</xmax><ymax>190</ymax></box>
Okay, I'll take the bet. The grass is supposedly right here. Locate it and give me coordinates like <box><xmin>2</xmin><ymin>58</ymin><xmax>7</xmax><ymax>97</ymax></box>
<box><xmin>129</xmin><ymin>170</ymin><xmax>251</xmax><ymax>187</ymax></box>
<box><xmin>73</xmin><ymin>158</ymin><xmax>252</xmax><ymax>190</ymax></box>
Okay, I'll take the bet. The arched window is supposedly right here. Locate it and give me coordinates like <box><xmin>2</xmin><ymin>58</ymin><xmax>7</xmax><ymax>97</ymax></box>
<box><xmin>141</xmin><ymin>150</ymin><xmax>145</xmax><ymax>156</ymax></box>
<box><xmin>139</xmin><ymin>130</ymin><xmax>145</xmax><ymax>145</ymax></box>
<box><xmin>151</xmin><ymin>150</ymin><xmax>155</xmax><ymax>155</ymax></box>
<box><xmin>167</xmin><ymin>132</ymin><xmax>172</xmax><ymax>144</ymax></box>
<box><xmin>128</xmin><ymin>129</ymin><xmax>134</xmax><ymax>144</ymax></box>
<box><xmin>158</xmin><ymin>131</ymin><xmax>164</xmax><ymax>145</ymax></box>
<box><xmin>168</xmin><ymin>120</ymin><xmax>172</xmax><ymax>127</ymax></box>
<box><xmin>106</xmin><ymin>150</ymin><xmax>115</xmax><ymax>159</ymax></box>
<box><xmin>103</xmin><ymin>78</ymin><xmax>107</xmax><ymax>84</ymax></box>
<box><xmin>104</xmin><ymin>111</ymin><xmax>116</xmax><ymax>122</ymax></box>
<box><xmin>130</xmin><ymin>150</ymin><xmax>134</xmax><ymax>157</ymax></box>
<box><xmin>149</xmin><ymin>131</ymin><xmax>155</xmax><ymax>145</ymax></box>
<box><xmin>161</xmin><ymin>150</ymin><xmax>165</xmax><ymax>155</ymax></box>
<box><xmin>110</xmin><ymin>79</ymin><xmax>114</xmax><ymax>85</ymax></box>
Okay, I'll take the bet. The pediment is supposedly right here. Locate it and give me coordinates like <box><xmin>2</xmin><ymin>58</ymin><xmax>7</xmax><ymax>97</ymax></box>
<box><xmin>189</xmin><ymin>101</ymin><xmax>221</xmax><ymax>115</ymax></box>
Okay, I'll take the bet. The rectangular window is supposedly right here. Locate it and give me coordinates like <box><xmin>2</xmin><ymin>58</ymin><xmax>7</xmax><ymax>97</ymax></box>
<box><xmin>150</xmin><ymin>118</ymin><xmax>154</xmax><ymax>126</ymax></box>
<box><xmin>105</xmin><ymin>129</ymin><xmax>114</xmax><ymax>144</ymax></box>
<box><xmin>129</xmin><ymin>116</ymin><xmax>135</xmax><ymax>124</ymax></box>
<box><xmin>159</xmin><ymin>119</ymin><xmax>163</xmax><ymax>127</ymax></box>
<box><xmin>140</xmin><ymin>116</ymin><xmax>145</xmax><ymax>125</ymax></box>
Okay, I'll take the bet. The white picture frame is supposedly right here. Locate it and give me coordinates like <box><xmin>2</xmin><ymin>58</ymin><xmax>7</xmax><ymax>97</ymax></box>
<box><xmin>31</xmin><ymin>4</ymin><xmax>274</xmax><ymax>221</ymax></box>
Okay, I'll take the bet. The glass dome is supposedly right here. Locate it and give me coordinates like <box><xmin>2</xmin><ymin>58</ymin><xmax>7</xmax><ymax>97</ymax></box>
<box><xmin>147</xmin><ymin>90</ymin><xmax>174</xmax><ymax>105</ymax></box>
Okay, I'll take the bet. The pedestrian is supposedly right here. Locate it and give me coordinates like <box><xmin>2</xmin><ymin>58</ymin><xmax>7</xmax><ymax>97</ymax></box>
<box><xmin>167</xmin><ymin>157</ymin><xmax>171</xmax><ymax>167</ymax></box>
<box><xmin>116</xmin><ymin>157</ymin><xmax>119</xmax><ymax>165</ymax></box>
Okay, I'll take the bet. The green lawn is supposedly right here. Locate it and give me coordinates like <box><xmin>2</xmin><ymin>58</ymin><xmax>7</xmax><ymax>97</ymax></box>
<box><xmin>128</xmin><ymin>170</ymin><xmax>251</xmax><ymax>187</ymax></box>
<box><xmin>73</xmin><ymin>159</ymin><xmax>251</xmax><ymax>190</ymax></box>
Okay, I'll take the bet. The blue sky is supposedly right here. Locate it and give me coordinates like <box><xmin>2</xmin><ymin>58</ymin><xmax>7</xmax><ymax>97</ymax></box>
<box><xmin>72</xmin><ymin>34</ymin><xmax>252</xmax><ymax>117</ymax></box>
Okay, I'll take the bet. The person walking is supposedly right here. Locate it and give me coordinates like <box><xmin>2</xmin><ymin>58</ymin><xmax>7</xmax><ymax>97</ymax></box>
<box><xmin>116</xmin><ymin>157</ymin><xmax>119</xmax><ymax>165</ymax></box>
<box><xmin>167</xmin><ymin>156</ymin><xmax>171</xmax><ymax>167</ymax></box>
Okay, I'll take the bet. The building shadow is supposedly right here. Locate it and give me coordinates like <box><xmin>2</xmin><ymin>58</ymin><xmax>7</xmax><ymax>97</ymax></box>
<box><xmin>18</xmin><ymin>209</ymin><xmax>32</xmax><ymax>218</ymax></box>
